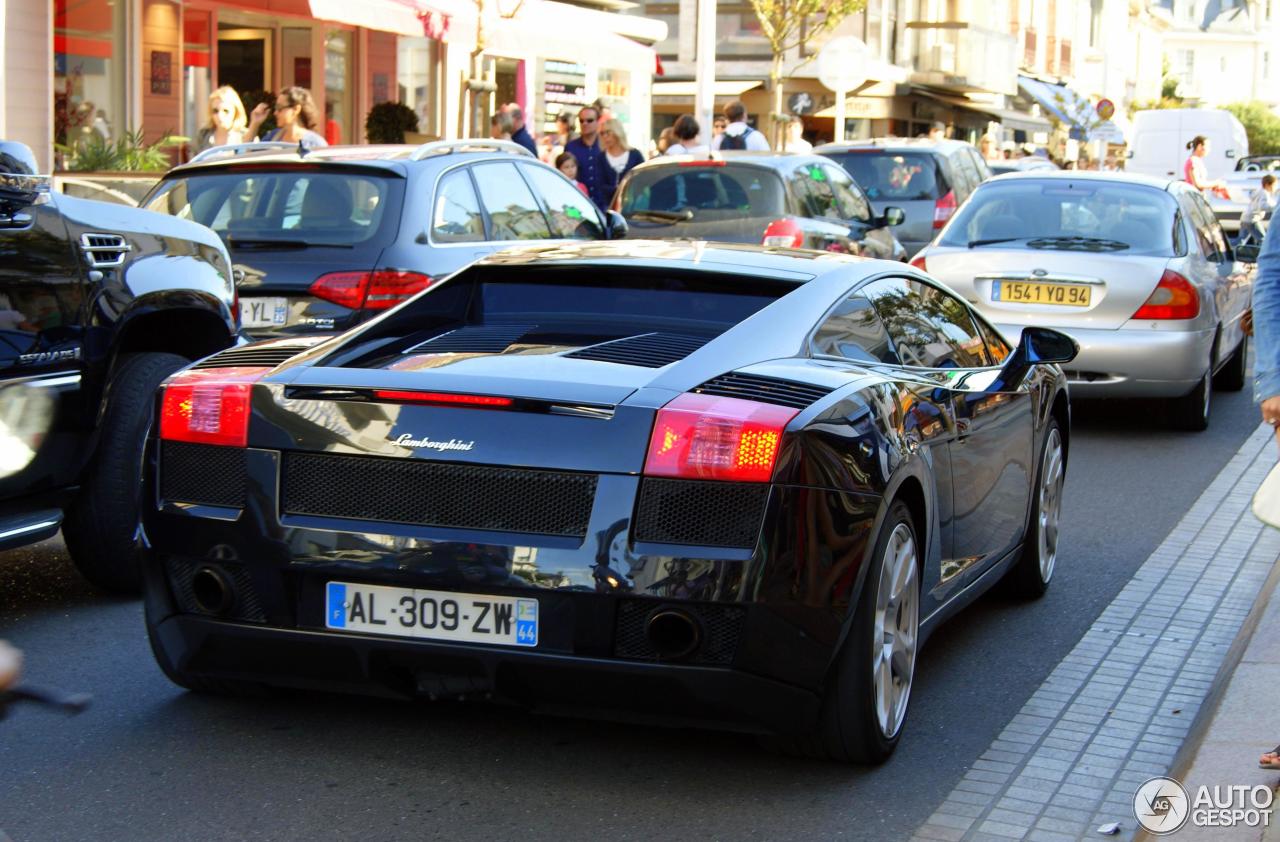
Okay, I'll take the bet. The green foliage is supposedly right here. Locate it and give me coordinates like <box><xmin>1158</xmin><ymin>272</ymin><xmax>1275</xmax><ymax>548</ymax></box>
<box><xmin>749</xmin><ymin>0</ymin><xmax>867</xmax><ymax>58</ymax></box>
<box><xmin>1225</xmin><ymin>102</ymin><xmax>1280</xmax><ymax>156</ymax></box>
<box><xmin>56</xmin><ymin>128</ymin><xmax>187</xmax><ymax>172</ymax></box>
<box><xmin>365</xmin><ymin>102</ymin><xmax>420</xmax><ymax>144</ymax></box>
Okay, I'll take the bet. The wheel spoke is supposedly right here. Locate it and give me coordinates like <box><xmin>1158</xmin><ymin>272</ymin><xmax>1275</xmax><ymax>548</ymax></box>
<box><xmin>871</xmin><ymin>522</ymin><xmax>919</xmax><ymax>738</ymax></box>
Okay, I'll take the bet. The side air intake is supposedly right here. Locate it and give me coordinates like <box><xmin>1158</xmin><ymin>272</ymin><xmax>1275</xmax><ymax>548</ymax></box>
<box><xmin>693</xmin><ymin>372</ymin><xmax>833</xmax><ymax>410</ymax></box>
<box><xmin>403</xmin><ymin>324</ymin><xmax>536</xmax><ymax>355</ymax></box>
<box><xmin>191</xmin><ymin>344</ymin><xmax>312</xmax><ymax>370</ymax></box>
<box><xmin>565</xmin><ymin>333</ymin><xmax>710</xmax><ymax>368</ymax></box>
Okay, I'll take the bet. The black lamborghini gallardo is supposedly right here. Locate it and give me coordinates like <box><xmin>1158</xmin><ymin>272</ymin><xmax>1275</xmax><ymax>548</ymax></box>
<box><xmin>141</xmin><ymin>240</ymin><xmax>1076</xmax><ymax>763</ymax></box>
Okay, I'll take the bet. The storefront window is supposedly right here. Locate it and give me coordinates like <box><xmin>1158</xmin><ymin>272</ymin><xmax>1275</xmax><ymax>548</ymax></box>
<box><xmin>398</xmin><ymin>37</ymin><xmax>444</xmax><ymax>139</ymax></box>
<box><xmin>55</xmin><ymin>0</ymin><xmax>127</xmax><ymax>163</ymax></box>
<box><xmin>325</xmin><ymin>30</ymin><xmax>354</xmax><ymax>145</ymax></box>
<box><xmin>540</xmin><ymin>60</ymin><xmax>589</xmax><ymax>136</ymax></box>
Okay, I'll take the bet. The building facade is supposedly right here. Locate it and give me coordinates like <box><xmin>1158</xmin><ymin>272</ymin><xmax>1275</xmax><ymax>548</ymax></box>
<box><xmin>1163</xmin><ymin>0</ymin><xmax>1278</xmax><ymax>107</ymax></box>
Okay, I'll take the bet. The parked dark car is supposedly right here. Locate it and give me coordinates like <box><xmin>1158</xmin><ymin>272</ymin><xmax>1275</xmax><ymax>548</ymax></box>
<box><xmin>141</xmin><ymin>140</ymin><xmax>626</xmax><ymax>339</ymax></box>
<box><xmin>615</xmin><ymin>152</ymin><xmax>907</xmax><ymax>260</ymax></box>
<box><xmin>0</xmin><ymin>140</ymin><xmax>238</xmax><ymax>591</ymax></box>
<box><xmin>141</xmin><ymin>240</ymin><xmax>1075</xmax><ymax>763</ymax></box>
<box><xmin>817</xmin><ymin>139</ymin><xmax>992</xmax><ymax>257</ymax></box>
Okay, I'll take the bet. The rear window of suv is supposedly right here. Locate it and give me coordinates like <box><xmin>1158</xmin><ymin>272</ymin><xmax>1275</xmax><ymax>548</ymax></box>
<box><xmin>619</xmin><ymin>165</ymin><xmax>786</xmax><ymax>218</ymax></box>
<box><xmin>144</xmin><ymin>169</ymin><xmax>400</xmax><ymax>246</ymax></box>
<box><xmin>824</xmin><ymin>151</ymin><xmax>943</xmax><ymax>201</ymax></box>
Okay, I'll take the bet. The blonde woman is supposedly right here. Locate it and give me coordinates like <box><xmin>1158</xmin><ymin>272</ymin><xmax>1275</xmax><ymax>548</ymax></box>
<box><xmin>195</xmin><ymin>86</ymin><xmax>249</xmax><ymax>152</ymax></box>
<box><xmin>594</xmin><ymin>118</ymin><xmax>643</xmax><ymax>207</ymax></box>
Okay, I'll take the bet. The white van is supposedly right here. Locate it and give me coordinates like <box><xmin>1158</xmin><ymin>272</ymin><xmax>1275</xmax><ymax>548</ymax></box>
<box><xmin>1127</xmin><ymin>108</ymin><xmax>1249</xmax><ymax>181</ymax></box>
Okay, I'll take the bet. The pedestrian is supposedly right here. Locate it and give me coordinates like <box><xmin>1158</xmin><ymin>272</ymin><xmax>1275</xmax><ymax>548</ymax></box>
<box><xmin>1255</xmin><ymin>181</ymin><xmax>1280</xmax><ymax>772</ymax></box>
<box><xmin>784</xmin><ymin>120</ymin><xmax>812</xmax><ymax>153</ymax></box>
<box><xmin>712</xmin><ymin>115</ymin><xmax>728</xmax><ymax>141</ymax></box>
<box><xmin>655</xmin><ymin>127</ymin><xmax>676</xmax><ymax>157</ymax></box>
<box><xmin>506</xmin><ymin>103</ymin><xmax>537</xmax><ymax>156</ymax></box>
<box><xmin>555</xmin><ymin>110</ymin><xmax>575</xmax><ymax>148</ymax></box>
<box><xmin>712</xmin><ymin>100</ymin><xmax>770</xmax><ymax>152</ymax></box>
<box><xmin>597</xmin><ymin>118</ymin><xmax>644</xmax><ymax>205</ymax></box>
<box><xmin>490</xmin><ymin>109</ymin><xmax>514</xmax><ymax>141</ymax></box>
<box><xmin>978</xmin><ymin>134</ymin><xmax>998</xmax><ymax>161</ymax></box>
<box><xmin>1184</xmin><ymin>135</ymin><xmax>1228</xmax><ymax>197</ymax></box>
<box><xmin>566</xmin><ymin>106</ymin><xmax>608</xmax><ymax>208</ymax></box>
<box><xmin>1241</xmin><ymin>174</ymin><xmax>1278</xmax><ymax>245</ymax></box>
<box><xmin>665</xmin><ymin>114</ymin><xmax>708</xmax><ymax>156</ymax></box>
<box><xmin>926</xmin><ymin>121</ymin><xmax>947</xmax><ymax>141</ymax></box>
<box><xmin>195</xmin><ymin>85</ymin><xmax>249</xmax><ymax>153</ymax></box>
<box><xmin>248</xmin><ymin>86</ymin><xmax>328</xmax><ymax>150</ymax></box>
<box><xmin>555</xmin><ymin>152</ymin><xmax>590</xmax><ymax>198</ymax></box>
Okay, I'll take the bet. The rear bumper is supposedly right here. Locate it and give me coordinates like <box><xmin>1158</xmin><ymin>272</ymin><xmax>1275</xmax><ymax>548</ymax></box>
<box><xmin>997</xmin><ymin>322</ymin><xmax>1215</xmax><ymax>399</ymax></box>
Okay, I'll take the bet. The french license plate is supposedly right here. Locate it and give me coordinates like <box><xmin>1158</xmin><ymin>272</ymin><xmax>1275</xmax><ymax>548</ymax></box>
<box><xmin>239</xmin><ymin>296</ymin><xmax>289</xmax><ymax>328</ymax></box>
<box><xmin>992</xmin><ymin>280</ymin><xmax>1091</xmax><ymax>307</ymax></box>
<box><xmin>325</xmin><ymin>581</ymin><xmax>538</xmax><ymax>647</ymax></box>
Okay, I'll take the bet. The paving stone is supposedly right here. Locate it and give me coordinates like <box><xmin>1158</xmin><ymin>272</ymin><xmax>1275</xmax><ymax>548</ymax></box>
<box><xmin>977</xmin><ymin>819</ymin><xmax>1033</xmax><ymax>839</ymax></box>
<box><xmin>923</xmin><ymin>812</ymin><xmax>974</xmax><ymax>832</ymax></box>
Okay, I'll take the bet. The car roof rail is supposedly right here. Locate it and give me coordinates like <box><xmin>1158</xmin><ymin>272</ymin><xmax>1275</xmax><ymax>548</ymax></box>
<box><xmin>187</xmin><ymin>141</ymin><xmax>301</xmax><ymax>165</ymax></box>
<box><xmin>409</xmin><ymin>139</ymin><xmax>535</xmax><ymax>161</ymax></box>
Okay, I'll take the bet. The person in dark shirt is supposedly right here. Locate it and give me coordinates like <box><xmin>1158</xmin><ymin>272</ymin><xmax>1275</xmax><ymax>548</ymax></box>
<box><xmin>506</xmin><ymin>103</ymin><xmax>537</xmax><ymax>156</ymax></box>
<box><xmin>565</xmin><ymin>106</ymin><xmax>608</xmax><ymax>208</ymax></box>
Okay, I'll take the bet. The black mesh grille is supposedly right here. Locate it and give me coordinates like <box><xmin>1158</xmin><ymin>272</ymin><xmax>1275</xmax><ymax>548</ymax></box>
<box><xmin>405</xmin><ymin>324</ymin><xmax>536</xmax><ymax>354</ymax></box>
<box><xmin>694</xmin><ymin>372</ymin><xmax>833</xmax><ymax>410</ymax></box>
<box><xmin>633</xmin><ymin>478</ymin><xmax>768</xmax><ymax>548</ymax></box>
<box><xmin>613</xmin><ymin>600</ymin><xmax>746</xmax><ymax>664</ymax></box>
<box><xmin>160</xmin><ymin>441</ymin><xmax>248</xmax><ymax>507</ymax></box>
<box><xmin>165</xmin><ymin>557</ymin><xmax>266</xmax><ymax>622</ymax></box>
<box><xmin>192</xmin><ymin>344</ymin><xmax>310</xmax><ymax>370</ymax></box>
<box><xmin>565</xmin><ymin>333</ymin><xmax>710</xmax><ymax>368</ymax></box>
<box><xmin>281</xmin><ymin>452</ymin><xmax>597</xmax><ymax>537</ymax></box>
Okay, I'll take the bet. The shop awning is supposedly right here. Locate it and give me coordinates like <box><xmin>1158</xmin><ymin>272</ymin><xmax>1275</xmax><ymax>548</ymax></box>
<box><xmin>1017</xmin><ymin>75</ymin><xmax>1096</xmax><ymax>140</ymax></box>
<box><xmin>486</xmin><ymin>5</ymin><xmax>655</xmax><ymax>71</ymax></box>
<box><xmin>903</xmin><ymin>87</ymin><xmax>1048</xmax><ymax>131</ymax></box>
<box><xmin>651</xmin><ymin>81</ymin><xmax>763</xmax><ymax>97</ymax></box>
<box><xmin>309</xmin><ymin>0</ymin><xmax>450</xmax><ymax>40</ymax></box>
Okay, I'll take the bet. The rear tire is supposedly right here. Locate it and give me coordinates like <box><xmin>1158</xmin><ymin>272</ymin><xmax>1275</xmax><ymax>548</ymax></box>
<box><xmin>1214</xmin><ymin>335</ymin><xmax>1248</xmax><ymax>393</ymax></box>
<box><xmin>1006</xmin><ymin>420</ymin><xmax>1064</xmax><ymax>599</ymax></box>
<box><xmin>1169</xmin><ymin>365</ymin><xmax>1212</xmax><ymax>432</ymax></box>
<box><xmin>63</xmin><ymin>352</ymin><xmax>188</xmax><ymax>593</ymax></box>
<box><xmin>771</xmin><ymin>500</ymin><xmax>920</xmax><ymax>764</ymax></box>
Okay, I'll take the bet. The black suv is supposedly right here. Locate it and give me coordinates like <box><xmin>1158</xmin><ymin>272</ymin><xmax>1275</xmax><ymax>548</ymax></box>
<box><xmin>142</xmin><ymin>140</ymin><xmax>627</xmax><ymax>339</ymax></box>
<box><xmin>0</xmin><ymin>141</ymin><xmax>238</xmax><ymax>591</ymax></box>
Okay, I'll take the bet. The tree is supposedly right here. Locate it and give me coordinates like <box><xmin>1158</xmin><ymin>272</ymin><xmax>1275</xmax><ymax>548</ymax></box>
<box><xmin>1224</xmin><ymin>101</ymin><xmax>1280</xmax><ymax>156</ymax></box>
<box><xmin>459</xmin><ymin>0</ymin><xmax>527</xmax><ymax>138</ymax></box>
<box><xmin>749</xmin><ymin>0</ymin><xmax>867</xmax><ymax>147</ymax></box>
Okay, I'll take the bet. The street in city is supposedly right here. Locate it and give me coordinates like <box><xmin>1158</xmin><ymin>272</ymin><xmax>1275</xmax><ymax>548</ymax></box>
<box><xmin>0</xmin><ymin>387</ymin><xmax>1267</xmax><ymax>842</ymax></box>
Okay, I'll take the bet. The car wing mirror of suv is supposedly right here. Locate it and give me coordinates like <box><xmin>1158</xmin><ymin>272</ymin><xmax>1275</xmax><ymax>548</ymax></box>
<box><xmin>1236</xmin><ymin>242</ymin><xmax>1261</xmax><ymax>263</ymax></box>
<box><xmin>605</xmin><ymin>209</ymin><xmax>629</xmax><ymax>240</ymax></box>
<box><xmin>879</xmin><ymin>206</ymin><xmax>906</xmax><ymax>228</ymax></box>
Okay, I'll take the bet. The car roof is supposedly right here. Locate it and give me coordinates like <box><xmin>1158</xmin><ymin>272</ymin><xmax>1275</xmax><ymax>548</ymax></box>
<box><xmin>166</xmin><ymin>140</ymin><xmax>538</xmax><ymax>177</ymax></box>
<box><xmin>629</xmin><ymin>150</ymin><xmax>838</xmax><ymax>173</ymax></box>
<box><xmin>468</xmin><ymin>239</ymin><xmax>894</xmax><ymax>282</ymax></box>
<box><xmin>984</xmin><ymin>169</ymin><xmax>1180</xmax><ymax>190</ymax></box>
<box><xmin>814</xmin><ymin>138</ymin><xmax>976</xmax><ymax>155</ymax></box>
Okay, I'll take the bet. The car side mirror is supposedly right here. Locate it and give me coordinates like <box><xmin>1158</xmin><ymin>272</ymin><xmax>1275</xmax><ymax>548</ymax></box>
<box><xmin>1237</xmin><ymin>242</ymin><xmax>1261</xmax><ymax>263</ymax></box>
<box><xmin>605</xmin><ymin>209</ymin><xmax>628</xmax><ymax>240</ymax></box>
<box><xmin>994</xmin><ymin>327</ymin><xmax>1078</xmax><ymax>390</ymax></box>
<box><xmin>880</xmin><ymin>206</ymin><xmax>906</xmax><ymax>227</ymax></box>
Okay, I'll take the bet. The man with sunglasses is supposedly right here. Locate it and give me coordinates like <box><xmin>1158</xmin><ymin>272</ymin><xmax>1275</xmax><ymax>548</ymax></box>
<box><xmin>565</xmin><ymin>106</ymin><xmax>611</xmax><ymax>209</ymax></box>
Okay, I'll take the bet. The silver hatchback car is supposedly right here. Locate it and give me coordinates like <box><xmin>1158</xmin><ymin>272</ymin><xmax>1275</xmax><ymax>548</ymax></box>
<box><xmin>911</xmin><ymin>171</ymin><xmax>1253</xmax><ymax>430</ymax></box>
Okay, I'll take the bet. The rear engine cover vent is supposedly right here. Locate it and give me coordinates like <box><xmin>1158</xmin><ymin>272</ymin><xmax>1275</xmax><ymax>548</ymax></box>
<box><xmin>694</xmin><ymin>372</ymin><xmax>833</xmax><ymax>410</ymax></box>
<box><xmin>404</xmin><ymin>324</ymin><xmax>535</xmax><ymax>354</ymax></box>
<box><xmin>565</xmin><ymin>333</ymin><xmax>710</xmax><ymax>368</ymax></box>
<box><xmin>79</xmin><ymin>233</ymin><xmax>130</xmax><ymax>268</ymax></box>
<box><xmin>192</xmin><ymin>344</ymin><xmax>311</xmax><ymax>370</ymax></box>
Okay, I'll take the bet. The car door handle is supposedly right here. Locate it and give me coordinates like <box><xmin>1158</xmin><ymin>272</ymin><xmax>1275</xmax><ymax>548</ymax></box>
<box><xmin>0</xmin><ymin>212</ymin><xmax>33</xmax><ymax>230</ymax></box>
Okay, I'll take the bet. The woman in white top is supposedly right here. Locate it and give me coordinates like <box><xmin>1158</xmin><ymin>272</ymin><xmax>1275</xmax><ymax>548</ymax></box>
<box><xmin>664</xmin><ymin>114</ymin><xmax>709</xmax><ymax>157</ymax></box>
<box><xmin>596</xmin><ymin>119</ymin><xmax>644</xmax><ymax>206</ymax></box>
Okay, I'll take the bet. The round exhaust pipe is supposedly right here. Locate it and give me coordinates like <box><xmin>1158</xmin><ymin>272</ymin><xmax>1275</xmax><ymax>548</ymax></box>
<box><xmin>191</xmin><ymin>566</ymin><xmax>234</xmax><ymax>615</ymax></box>
<box><xmin>645</xmin><ymin>609</ymin><xmax>702</xmax><ymax>660</ymax></box>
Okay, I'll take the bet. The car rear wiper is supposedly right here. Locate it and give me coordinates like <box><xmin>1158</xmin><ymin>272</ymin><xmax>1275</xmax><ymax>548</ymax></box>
<box><xmin>226</xmin><ymin>236</ymin><xmax>354</xmax><ymax>249</ymax></box>
<box><xmin>968</xmin><ymin>236</ymin><xmax>1031</xmax><ymax>248</ymax></box>
<box><xmin>627</xmin><ymin>209</ymin><xmax>694</xmax><ymax>223</ymax></box>
<box><xmin>1026</xmin><ymin>236</ymin><xmax>1130</xmax><ymax>251</ymax></box>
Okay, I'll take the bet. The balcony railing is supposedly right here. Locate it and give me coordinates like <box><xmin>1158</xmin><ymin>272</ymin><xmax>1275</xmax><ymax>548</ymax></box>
<box><xmin>906</xmin><ymin>21</ymin><xmax>1018</xmax><ymax>95</ymax></box>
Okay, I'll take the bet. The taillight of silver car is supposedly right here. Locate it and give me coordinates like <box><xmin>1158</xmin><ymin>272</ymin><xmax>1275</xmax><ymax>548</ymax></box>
<box><xmin>1131</xmin><ymin>270</ymin><xmax>1200</xmax><ymax>320</ymax></box>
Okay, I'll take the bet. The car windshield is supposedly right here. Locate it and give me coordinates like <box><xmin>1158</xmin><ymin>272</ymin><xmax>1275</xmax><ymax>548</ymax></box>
<box><xmin>939</xmin><ymin>180</ymin><xmax>1178</xmax><ymax>256</ymax></box>
<box><xmin>619</xmin><ymin>165</ymin><xmax>786</xmax><ymax>220</ymax></box>
<box><xmin>823</xmin><ymin>151</ymin><xmax>942</xmax><ymax>201</ymax></box>
<box><xmin>1237</xmin><ymin>156</ymin><xmax>1280</xmax><ymax>173</ymax></box>
<box><xmin>143</xmin><ymin>170</ymin><xmax>397</xmax><ymax>246</ymax></box>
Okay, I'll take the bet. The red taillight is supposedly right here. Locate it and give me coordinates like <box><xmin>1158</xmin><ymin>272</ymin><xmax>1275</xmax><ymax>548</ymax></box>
<box><xmin>910</xmin><ymin>254</ymin><xmax>928</xmax><ymax>272</ymax></box>
<box><xmin>309</xmin><ymin>270</ymin><xmax>433</xmax><ymax>311</ymax></box>
<box><xmin>933</xmin><ymin>190</ymin><xmax>957</xmax><ymax>229</ymax></box>
<box><xmin>1131</xmin><ymin>270</ymin><xmax>1200</xmax><ymax>320</ymax></box>
<box><xmin>159</xmin><ymin>366</ymin><xmax>270</xmax><ymax>447</ymax></box>
<box><xmin>762</xmin><ymin>218</ymin><xmax>805</xmax><ymax>249</ymax></box>
<box><xmin>371</xmin><ymin>390</ymin><xmax>514</xmax><ymax>407</ymax></box>
<box><xmin>644</xmin><ymin>393</ymin><xmax>798</xmax><ymax>483</ymax></box>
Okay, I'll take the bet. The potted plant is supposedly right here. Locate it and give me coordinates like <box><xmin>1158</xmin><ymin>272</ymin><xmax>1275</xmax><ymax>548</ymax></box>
<box><xmin>365</xmin><ymin>102</ymin><xmax>420</xmax><ymax>144</ymax></box>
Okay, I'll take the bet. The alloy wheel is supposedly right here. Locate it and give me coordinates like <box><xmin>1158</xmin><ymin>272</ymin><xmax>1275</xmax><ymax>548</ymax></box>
<box><xmin>872</xmin><ymin>523</ymin><xmax>918</xmax><ymax>739</ymax></box>
<box><xmin>1037</xmin><ymin>427</ymin><xmax>1065</xmax><ymax>583</ymax></box>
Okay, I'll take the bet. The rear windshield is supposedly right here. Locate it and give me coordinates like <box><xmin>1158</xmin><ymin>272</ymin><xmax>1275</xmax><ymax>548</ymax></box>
<box><xmin>619</xmin><ymin>165</ymin><xmax>786</xmax><ymax>218</ymax></box>
<box><xmin>824</xmin><ymin>152</ymin><xmax>942</xmax><ymax>201</ymax></box>
<box><xmin>143</xmin><ymin>169</ymin><xmax>400</xmax><ymax>246</ymax></box>
<box><xmin>939</xmin><ymin>180</ymin><xmax>1178</xmax><ymax>256</ymax></box>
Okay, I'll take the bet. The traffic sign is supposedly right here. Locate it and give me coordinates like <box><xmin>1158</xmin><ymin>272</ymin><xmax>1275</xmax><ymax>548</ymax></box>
<box><xmin>817</xmin><ymin>37</ymin><xmax>870</xmax><ymax>94</ymax></box>
<box><xmin>788</xmin><ymin>91</ymin><xmax>816</xmax><ymax>116</ymax></box>
<box><xmin>1096</xmin><ymin>98</ymin><xmax>1115</xmax><ymax>121</ymax></box>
